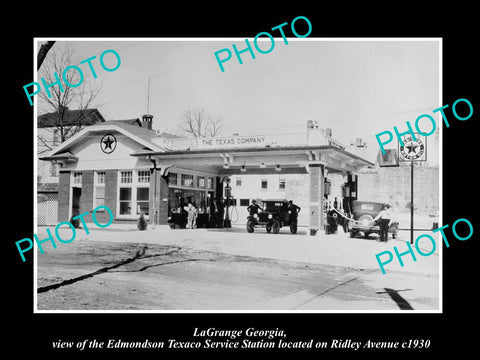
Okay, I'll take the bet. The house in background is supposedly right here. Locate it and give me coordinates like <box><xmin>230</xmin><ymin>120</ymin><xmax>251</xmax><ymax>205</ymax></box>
<box><xmin>37</xmin><ymin>108</ymin><xmax>106</xmax><ymax>184</ymax></box>
<box><xmin>37</xmin><ymin>108</ymin><xmax>106</xmax><ymax>225</ymax></box>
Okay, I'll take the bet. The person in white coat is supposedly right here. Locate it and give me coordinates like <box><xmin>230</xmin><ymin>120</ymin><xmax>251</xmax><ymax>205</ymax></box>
<box><xmin>374</xmin><ymin>204</ymin><xmax>392</xmax><ymax>242</ymax></box>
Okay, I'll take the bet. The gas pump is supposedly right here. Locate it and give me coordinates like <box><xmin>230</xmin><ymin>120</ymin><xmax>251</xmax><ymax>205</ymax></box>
<box><xmin>223</xmin><ymin>177</ymin><xmax>233</xmax><ymax>228</ymax></box>
<box><xmin>342</xmin><ymin>173</ymin><xmax>358</xmax><ymax>216</ymax></box>
<box><xmin>324</xmin><ymin>177</ymin><xmax>338</xmax><ymax>234</ymax></box>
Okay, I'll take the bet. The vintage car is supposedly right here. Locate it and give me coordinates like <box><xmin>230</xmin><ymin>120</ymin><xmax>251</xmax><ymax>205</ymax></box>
<box><xmin>246</xmin><ymin>199</ymin><xmax>297</xmax><ymax>234</ymax></box>
<box><xmin>348</xmin><ymin>200</ymin><xmax>399</xmax><ymax>239</ymax></box>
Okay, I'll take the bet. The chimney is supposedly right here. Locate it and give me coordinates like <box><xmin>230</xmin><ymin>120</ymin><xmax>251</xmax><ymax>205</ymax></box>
<box><xmin>142</xmin><ymin>114</ymin><xmax>153</xmax><ymax>130</ymax></box>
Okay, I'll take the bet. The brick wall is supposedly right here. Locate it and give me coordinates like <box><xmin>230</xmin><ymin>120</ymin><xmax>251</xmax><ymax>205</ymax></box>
<box><xmin>149</xmin><ymin>170</ymin><xmax>157</xmax><ymax>224</ymax></box>
<box><xmin>307</xmin><ymin>164</ymin><xmax>325</xmax><ymax>229</ymax></box>
<box><xmin>285</xmin><ymin>176</ymin><xmax>309</xmax><ymax>226</ymax></box>
<box><xmin>80</xmin><ymin>171</ymin><xmax>94</xmax><ymax>216</ymax></box>
<box><xmin>58</xmin><ymin>171</ymin><xmax>70</xmax><ymax>222</ymax></box>
<box><xmin>158</xmin><ymin>176</ymin><xmax>169</xmax><ymax>225</ymax></box>
<box><xmin>148</xmin><ymin>170</ymin><xmax>169</xmax><ymax>225</ymax></box>
<box><xmin>357</xmin><ymin>166</ymin><xmax>439</xmax><ymax>215</ymax></box>
<box><xmin>100</xmin><ymin>170</ymin><xmax>118</xmax><ymax>224</ymax></box>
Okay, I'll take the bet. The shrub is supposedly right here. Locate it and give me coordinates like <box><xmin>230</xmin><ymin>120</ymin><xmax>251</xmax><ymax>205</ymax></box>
<box><xmin>137</xmin><ymin>212</ymin><xmax>148</xmax><ymax>231</ymax></box>
<box><xmin>70</xmin><ymin>216</ymin><xmax>80</xmax><ymax>229</ymax></box>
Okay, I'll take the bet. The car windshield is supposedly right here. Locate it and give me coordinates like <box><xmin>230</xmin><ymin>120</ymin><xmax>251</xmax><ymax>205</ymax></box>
<box><xmin>264</xmin><ymin>202</ymin><xmax>286</xmax><ymax>212</ymax></box>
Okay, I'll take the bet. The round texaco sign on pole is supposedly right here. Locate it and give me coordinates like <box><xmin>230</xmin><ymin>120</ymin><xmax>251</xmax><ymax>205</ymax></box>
<box><xmin>398</xmin><ymin>133</ymin><xmax>427</xmax><ymax>162</ymax></box>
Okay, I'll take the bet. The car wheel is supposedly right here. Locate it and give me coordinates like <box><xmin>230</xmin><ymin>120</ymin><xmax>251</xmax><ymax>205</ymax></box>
<box><xmin>247</xmin><ymin>220</ymin><xmax>255</xmax><ymax>233</ymax></box>
<box><xmin>392</xmin><ymin>233</ymin><xmax>396</xmax><ymax>239</ymax></box>
<box><xmin>272</xmin><ymin>221</ymin><xmax>280</xmax><ymax>234</ymax></box>
<box><xmin>266</xmin><ymin>225</ymin><xmax>272</xmax><ymax>233</ymax></box>
<box><xmin>350</xmin><ymin>230</ymin><xmax>356</xmax><ymax>238</ymax></box>
<box><xmin>290</xmin><ymin>224</ymin><xmax>297</xmax><ymax>234</ymax></box>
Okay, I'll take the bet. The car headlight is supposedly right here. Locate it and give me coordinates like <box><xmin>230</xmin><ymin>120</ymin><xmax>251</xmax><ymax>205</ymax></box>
<box><xmin>268</xmin><ymin>214</ymin><xmax>273</xmax><ymax>219</ymax></box>
<box><xmin>288</xmin><ymin>210</ymin><xmax>291</xmax><ymax>214</ymax></box>
<box><xmin>253</xmin><ymin>213</ymin><xmax>258</xmax><ymax>219</ymax></box>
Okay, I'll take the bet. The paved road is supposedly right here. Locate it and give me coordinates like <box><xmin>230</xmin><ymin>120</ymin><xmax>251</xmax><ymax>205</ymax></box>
<box><xmin>36</xmin><ymin>231</ymin><xmax>439</xmax><ymax>311</ymax></box>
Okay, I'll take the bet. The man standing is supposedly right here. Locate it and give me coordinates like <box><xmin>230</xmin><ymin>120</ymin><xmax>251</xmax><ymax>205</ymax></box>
<box><xmin>210</xmin><ymin>196</ymin><xmax>218</xmax><ymax>228</ymax></box>
<box><xmin>186</xmin><ymin>202</ymin><xmax>197</xmax><ymax>229</ymax></box>
<box><xmin>287</xmin><ymin>200</ymin><xmax>301</xmax><ymax>227</ymax></box>
<box><xmin>374</xmin><ymin>204</ymin><xmax>392</xmax><ymax>242</ymax></box>
<box><xmin>247</xmin><ymin>200</ymin><xmax>263</xmax><ymax>216</ymax></box>
<box><xmin>217</xmin><ymin>198</ymin><xmax>225</xmax><ymax>228</ymax></box>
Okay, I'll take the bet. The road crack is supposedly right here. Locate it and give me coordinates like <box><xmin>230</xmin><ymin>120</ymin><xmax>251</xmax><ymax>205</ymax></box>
<box><xmin>37</xmin><ymin>245</ymin><xmax>182</xmax><ymax>294</ymax></box>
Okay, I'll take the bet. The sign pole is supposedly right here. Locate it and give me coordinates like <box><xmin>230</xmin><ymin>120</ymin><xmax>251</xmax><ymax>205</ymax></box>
<box><xmin>398</xmin><ymin>132</ymin><xmax>425</xmax><ymax>245</ymax></box>
<box><xmin>410</xmin><ymin>160</ymin><xmax>414</xmax><ymax>244</ymax></box>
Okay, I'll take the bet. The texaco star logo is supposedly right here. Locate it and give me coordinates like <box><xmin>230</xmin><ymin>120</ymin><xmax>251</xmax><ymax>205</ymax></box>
<box><xmin>400</xmin><ymin>136</ymin><xmax>424</xmax><ymax>160</ymax></box>
<box><xmin>100</xmin><ymin>134</ymin><xmax>117</xmax><ymax>154</ymax></box>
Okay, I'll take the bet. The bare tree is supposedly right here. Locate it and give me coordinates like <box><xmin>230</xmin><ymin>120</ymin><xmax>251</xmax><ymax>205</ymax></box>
<box><xmin>178</xmin><ymin>107</ymin><xmax>224</xmax><ymax>138</ymax></box>
<box><xmin>37</xmin><ymin>42</ymin><xmax>103</xmax><ymax>153</ymax></box>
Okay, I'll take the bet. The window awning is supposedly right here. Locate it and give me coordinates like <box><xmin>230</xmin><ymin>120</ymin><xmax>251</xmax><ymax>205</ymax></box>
<box><xmin>39</xmin><ymin>151</ymin><xmax>78</xmax><ymax>162</ymax></box>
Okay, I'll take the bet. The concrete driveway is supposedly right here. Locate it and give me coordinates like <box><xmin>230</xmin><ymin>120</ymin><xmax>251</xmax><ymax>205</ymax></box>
<box><xmin>35</xmin><ymin>225</ymin><xmax>440</xmax><ymax>312</ymax></box>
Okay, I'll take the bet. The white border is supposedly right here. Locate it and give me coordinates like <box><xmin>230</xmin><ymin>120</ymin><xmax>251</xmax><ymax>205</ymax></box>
<box><xmin>33</xmin><ymin>37</ymin><xmax>443</xmax><ymax>314</ymax></box>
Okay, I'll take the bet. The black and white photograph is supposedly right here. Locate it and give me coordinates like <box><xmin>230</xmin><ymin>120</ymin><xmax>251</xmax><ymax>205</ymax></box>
<box><xmin>7</xmin><ymin>6</ymin><xmax>478</xmax><ymax>356</ymax></box>
<box><xmin>33</xmin><ymin>38</ymin><xmax>441</xmax><ymax>312</ymax></box>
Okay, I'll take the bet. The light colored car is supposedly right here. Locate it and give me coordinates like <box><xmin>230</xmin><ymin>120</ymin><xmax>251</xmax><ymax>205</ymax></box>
<box><xmin>348</xmin><ymin>200</ymin><xmax>399</xmax><ymax>239</ymax></box>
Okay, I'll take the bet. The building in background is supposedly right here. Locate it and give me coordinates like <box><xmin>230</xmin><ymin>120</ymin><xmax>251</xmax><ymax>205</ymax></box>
<box><xmin>39</xmin><ymin>114</ymin><xmax>377</xmax><ymax>234</ymax></box>
<box><xmin>37</xmin><ymin>108</ymin><xmax>105</xmax><ymax>225</ymax></box>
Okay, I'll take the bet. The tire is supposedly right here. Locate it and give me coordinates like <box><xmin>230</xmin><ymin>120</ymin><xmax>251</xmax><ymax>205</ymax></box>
<box><xmin>290</xmin><ymin>224</ymin><xmax>297</xmax><ymax>234</ymax></box>
<box><xmin>272</xmin><ymin>221</ymin><xmax>280</xmax><ymax>234</ymax></box>
<box><xmin>246</xmin><ymin>220</ymin><xmax>255</xmax><ymax>233</ymax></box>
<box><xmin>392</xmin><ymin>233</ymin><xmax>396</xmax><ymax>239</ymax></box>
<box><xmin>266</xmin><ymin>225</ymin><xmax>272</xmax><ymax>233</ymax></box>
<box><xmin>350</xmin><ymin>230</ymin><xmax>356</xmax><ymax>238</ymax></box>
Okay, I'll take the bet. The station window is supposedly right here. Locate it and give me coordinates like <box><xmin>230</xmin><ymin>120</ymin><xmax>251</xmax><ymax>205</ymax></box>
<box><xmin>136</xmin><ymin>187</ymin><xmax>149</xmax><ymax>214</ymax></box>
<box><xmin>137</xmin><ymin>170</ymin><xmax>150</xmax><ymax>183</ymax></box>
<box><xmin>181</xmin><ymin>174</ymin><xmax>194</xmax><ymax>187</ymax></box>
<box><xmin>96</xmin><ymin>171</ymin><xmax>105</xmax><ymax>184</ymax></box>
<box><xmin>207</xmin><ymin>177</ymin><xmax>214</xmax><ymax>189</ymax></box>
<box><xmin>120</xmin><ymin>171</ymin><xmax>132</xmax><ymax>184</ymax></box>
<box><xmin>279</xmin><ymin>179</ymin><xmax>286</xmax><ymax>190</ymax></box>
<box><xmin>118</xmin><ymin>170</ymin><xmax>150</xmax><ymax>217</ymax></box>
<box><xmin>168</xmin><ymin>172</ymin><xmax>178</xmax><ymax>186</ymax></box>
<box><xmin>236</xmin><ymin>177</ymin><xmax>242</xmax><ymax>187</ymax></box>
<box><xmin>197</xmin><ymin>176</ymin><xmax>205</xmax><ymax>188</ymax></box>
<box><xmin>119</xmin><ymin>188</ymin><xmax>132</xmax><ymax>215</ymax></box>
<box><xmin>239</xmin><ymin>199</ymin><xmax>249</xmax><ymax>206</ymax></box>
<box><xmin>73</xmin><ymin>172</ymin><xmax>82</xmax><ymax>185</ymax></box>
<box><xmin>261</xmin><ymin>179</ymin><xmax>268</xmax><ymax>189</ymax></box>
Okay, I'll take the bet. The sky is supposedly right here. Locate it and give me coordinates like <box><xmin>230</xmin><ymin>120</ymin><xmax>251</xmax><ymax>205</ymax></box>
<box><xmin>36</xmin><ymin>38</ymin><xmax>441</xmax><ymax>164</ymax></box>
